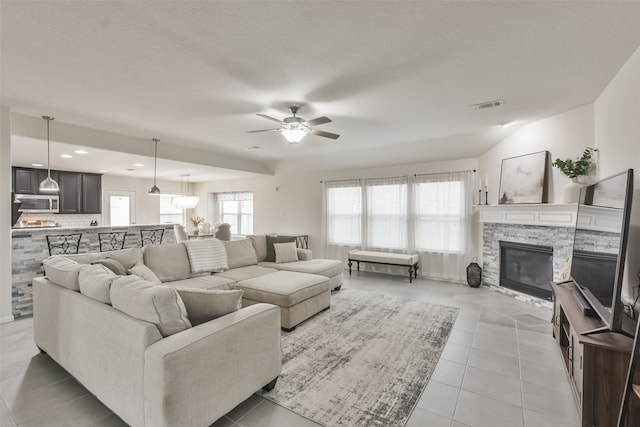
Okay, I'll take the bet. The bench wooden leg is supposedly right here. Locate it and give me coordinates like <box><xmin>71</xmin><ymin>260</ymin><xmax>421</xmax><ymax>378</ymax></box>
<box><xmin>356</xmin><ymin>261</ymin><xmax>360</xmax><ymax>272</ymax></box>
<box><xmin>348</xmin><ymin>259</ymin><xmax>352</xmax><ymax>275</ymax></box>
<box><xmin>408</xmin><ymin>265</ymin><xmax>414</xmax><ymax>283</ymax></box>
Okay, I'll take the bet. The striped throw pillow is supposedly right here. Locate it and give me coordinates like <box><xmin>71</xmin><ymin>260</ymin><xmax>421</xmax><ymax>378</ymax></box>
<box><xmin>183</xmin><ymin>239</ymin><xmax>228</xmax><ymax>273</ymax></box>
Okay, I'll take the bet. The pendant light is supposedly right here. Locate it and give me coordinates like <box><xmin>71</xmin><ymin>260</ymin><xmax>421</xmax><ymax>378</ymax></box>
<box><xmin>172</xmin><ymin>174</ymin><xmax>199</xmax><ymax>209</ymax></box>
<box><xmin>148</xmin><ymin>138</ymin><xmax>161</xmax><ymax>195</ymax></box>
<box><xmin>39</xmin><ymin>116</ymin><xmax>60</xmax><ymax>193</ymax></box>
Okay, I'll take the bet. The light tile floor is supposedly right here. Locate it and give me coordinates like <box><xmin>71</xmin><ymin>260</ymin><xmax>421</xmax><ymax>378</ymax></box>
<box><xmin>0</xmin><ymin>271</ymin><xmax>580</xmax><ymax>427</ymax></box>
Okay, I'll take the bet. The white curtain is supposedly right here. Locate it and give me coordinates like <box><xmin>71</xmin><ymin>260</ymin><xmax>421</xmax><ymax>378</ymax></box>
<box><xmin>413</xmin><ymin>170</ymin><xmax>473</xmax><ymax>282</ymax></box>
<box><xmin>322</xmin><ymin>171</ymin><xmax>473</xmax><ymax>283</ymax></box>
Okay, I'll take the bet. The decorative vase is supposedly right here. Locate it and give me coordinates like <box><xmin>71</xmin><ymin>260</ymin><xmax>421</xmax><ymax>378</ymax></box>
<box><xmin>563</xmin><ymin>180</ymin><xmax>583</xmax><ymax>204</ymax></box>
<box><xmin>191</xmin><ymin>228</ymin><xmax>199</xmax><ymax>235</ymax></box>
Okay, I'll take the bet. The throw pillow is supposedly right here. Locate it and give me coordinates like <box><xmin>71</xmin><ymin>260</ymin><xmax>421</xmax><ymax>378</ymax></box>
<box><xmin>42</xmin><ymin>256</ymin><xmax>90</xmax><ymax>291</ymax></box>
<box><xmin>248</xmin><ymin>235</ymin><xmax>268</xmax><ymax>262</ymax></box>
<box><xmin>265</xmin><ymin>236</ymin><xmax>297</xmax><ymax>262</ymax></box>
<box><xmin>79</xmin><ymin>264</ymin><xmax>118</xmax><ymax>304</ymax></box>
<box><xmin>175</xmin><ymin>288</ymin><xmax>244</xmax><ymax>326</ymax></box>
<box><xmin>274</xmin><ymin>241</ymin><xmax>298</xmax><ymax>263</ymax></box>
<box><xmin>128</xmin><ymin>262</ymin><xmax>161</xmax><ymax>285</ymax></box>
<box><xmin>92</xmin><ymin>258</ymin><xmax>127</xmax><ymax>276</ymax></box>
<box><xmin>222</xmin><ymin>239</ymin><xmax>258</xmax><ymax>269</ymax></box>
<box><xmin>143</xmin><ymin>244</ymin><xmax>192</xmax><ymax>283</ymax></box>
<box><xmin>110</xmin><ymin>275</ymin><xmax>191</xmax><ymax>337</ymax></box>
<box><xmin>182</xmin><ymin>239</ymin><xmax>228</xmax><ymax>273</ymax></box>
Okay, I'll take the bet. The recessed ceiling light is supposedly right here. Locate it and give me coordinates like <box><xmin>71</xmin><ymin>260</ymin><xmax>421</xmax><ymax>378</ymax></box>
<box><xmin>60</xmin><ymin>154</ymin><xmax>73</xmax><ymax>158</ymax></box>
<box><xmin>133</xmin><ymin>163</ymin><xmax>144</xmax><ymax>167</ymax></box>
<box><xmin>98</xmin><ymin>169</ymin><xmax>108</xmax><ymax>173</ymax></box>
<box><xmin>74</xmin><ymin>149</ymin><xmax>88</xmax><ymax>154</ymax></box>
<box><xmin>244</xmin><ymin>146</ymin><xmax>260</xmax><ymax>151</ymax></box>
<box><xmin>31</xmin><ymin>163</ymin><xmax>43</xmax><ymax>167</ymax></box>
<box><xmin>499</xmin><ymin>121</ymin><xmax>516</xmax><ymax>128</ymax></box>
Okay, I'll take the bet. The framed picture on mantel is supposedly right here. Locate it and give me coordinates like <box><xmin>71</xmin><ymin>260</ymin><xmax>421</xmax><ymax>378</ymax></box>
<box><xmin>498</xmin><ymin>151</ymin><xmax>548</xmax><ymax>204</ymax></box>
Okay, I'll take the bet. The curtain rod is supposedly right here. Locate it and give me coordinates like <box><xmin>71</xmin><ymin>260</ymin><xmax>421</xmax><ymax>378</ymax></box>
<box><xmin>321</xmin><ymin>170</ymin><xmax>477</xmax><ymax>183</ymax></box>
<box><xmin>414</xmin><ymin>169</ymin><xmax>476</xmax><ymax>177</ymax></box>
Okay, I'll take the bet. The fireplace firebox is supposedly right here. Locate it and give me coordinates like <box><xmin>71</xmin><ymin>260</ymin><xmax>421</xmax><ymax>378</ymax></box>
<box><xmin>499</xmin><ymin>241</ymin><xmax>553</xmax><ymax>300</ymax></box>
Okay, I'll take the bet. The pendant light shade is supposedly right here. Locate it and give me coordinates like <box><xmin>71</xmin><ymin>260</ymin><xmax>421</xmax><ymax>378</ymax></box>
<box><xmin>148</xmin><ymin>138</ymin><xmax>161</xmax><ymax>195</ymax></box>
<box><xmin>39</xmin><ymin>116</ymin><xmax>60</xmax><ymax>193</ymax></box>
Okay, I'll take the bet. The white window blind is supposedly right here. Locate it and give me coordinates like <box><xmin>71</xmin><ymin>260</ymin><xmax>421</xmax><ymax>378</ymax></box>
<box><xmin>159</xmin><ymin>195</ymin><xmax>182</xmax><ymax>224</ymax></box>
<box><xmin>214</xmin><ymin>191</ymin><xmax>253</xmax><ymax>235</ymax></box>
<box><xmin>326</xmin><ymin>180</ymin><xmax>362</xmax><ymax>245</ymax></box>
<box><xmin>366</xmin><ymin>177</ymin><xmax>408</xmax><ymax>249</ymax></box>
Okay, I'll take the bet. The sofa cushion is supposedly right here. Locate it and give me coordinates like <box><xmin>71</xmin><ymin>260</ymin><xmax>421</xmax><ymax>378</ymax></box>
<box><xmin>102</xmin><ymin>247</ymin><xmax>144</xmax><ymax>270</ymax></box>
<box><xmin>183</xmin><ymin>239</ymin><xmax>228</xmax><ymax>273</ymax></box>
<box><xmin>222</xmin><ymin>239</ymin><xmax>258</xmax><ymax>269</ymax></box>
<box><xmin>175</xmin><ymin>288</ymin><xmax>243</xmax><ymax>326</ymax></box>
<box><xmin>265</xmin><ymin>236</ymin><xmax>297</xmax><ymax>262</ymax></box>
<box><xmin>92</xmin><ymin>258</ymin><xmax>127</xmax><ymax>276</ymax></box>
<box><xmin>162</xmin><ymin>275</ymin><xmax>236</xmax><ymax>290</ymax></box>
<box><xmin>235</xmin><ymin>271</ymin><xmax>330</xmax><ymax>307</ymax></box>
<box><xmin>128</xmin><ymin>262</ymin><xmax>161</xmax><ymax>285</ymax></box>
<box><xmin>43</xmin><ymin>256</ymin><xmax>91</xmax><ymax>291</ymax></box>
<box><xmin>274</xmin><ymin>242</ymin><xmax>298</xmax><ymax>263</ymax></box>
<box><xmin>214</xmin><ymin>265</ymin><xmax>277</xmax><ymax>282</ymax></box>
<box><xmin>110</xmin><ymin>275</ymin><xmax>191</xmax><ymax>337</ymax></box>
<box><xmin>248</xmin><ymin>235</ymin><xmax>268</xmax><ymax>262</ymax></box>
<box><xmin>259</xmin><ymin>259</ymin><xmax>344</xmax><ymax>278</ymax></box>
<box><xmin>79</xmin><ymin>264</ymin><xmax>118</xmax><ymax>304</ymax></box>
<box><xmin>143</xmin><ymin>244</ymin><xmax>192</xmax><ymax>283</ymax></box>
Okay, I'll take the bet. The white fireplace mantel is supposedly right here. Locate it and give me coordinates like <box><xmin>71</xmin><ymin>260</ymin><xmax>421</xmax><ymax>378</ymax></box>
<box><xmin>475</xmin><ymin>203</ymin><xmax>578</xmax><ymax>227</ymax></box>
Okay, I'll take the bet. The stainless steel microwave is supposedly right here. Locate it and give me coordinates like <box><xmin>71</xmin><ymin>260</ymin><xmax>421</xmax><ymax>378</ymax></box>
<box><xmin>15</xmin><ymin>194</ymin><xmax>59</xmax><ymax>213</ymax></box>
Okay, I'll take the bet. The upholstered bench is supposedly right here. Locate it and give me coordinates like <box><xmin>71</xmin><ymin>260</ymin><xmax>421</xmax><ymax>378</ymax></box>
<box><xmin>234</xmin><ymin>271</ymin><xmax>331</xmax><ymax>331</ymax></box>
<box><xmin>347</xmin><ymin>250</ymin><xmax>419</xmax><ymax>283</ymax></box>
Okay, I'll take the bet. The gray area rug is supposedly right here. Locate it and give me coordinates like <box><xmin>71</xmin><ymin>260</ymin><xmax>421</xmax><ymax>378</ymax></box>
<box><xmin>258</xmin><ymin>289</ymin><xmax>459</xmax><ymax>426</ymax></box>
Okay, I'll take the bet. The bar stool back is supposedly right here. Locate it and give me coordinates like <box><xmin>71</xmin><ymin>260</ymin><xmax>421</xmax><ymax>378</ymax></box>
<box><xmin>140</xmin><ymin>229</ymin><xmax>164</xmax><ymax>247</ymax></box>
<box><xmin>98</xmin><ymin>232</ymin><xmax>127</xmax><ymax>252</ymax></box>
<box><xmin>46</xmin><ymin>233</ymin><xmax>82</xmax><ymax>256</ymax></box>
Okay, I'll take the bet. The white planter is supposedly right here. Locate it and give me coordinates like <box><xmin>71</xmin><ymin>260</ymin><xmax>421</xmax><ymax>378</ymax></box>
<box><xmin>563</xmin><ymin>180</ymin><xmax>583</xmax><ymax>203</ymax></box>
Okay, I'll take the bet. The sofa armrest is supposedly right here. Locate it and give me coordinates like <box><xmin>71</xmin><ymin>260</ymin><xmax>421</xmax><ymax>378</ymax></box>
<box><xmin>143</xmin><ymin>303</ymin><xmax>281</xmax><ymax>427</ymax></box>
<box><xmin>297</xmin><ymin>248</ymin><xmax>313</xmax><ymax>261</ymax></box>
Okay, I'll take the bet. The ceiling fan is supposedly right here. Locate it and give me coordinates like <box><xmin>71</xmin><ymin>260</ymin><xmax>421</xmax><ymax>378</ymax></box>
<box><xmin>247</xmin><ymin>106</ymin><xmax>340</xmax><ymax>144</ymax></box>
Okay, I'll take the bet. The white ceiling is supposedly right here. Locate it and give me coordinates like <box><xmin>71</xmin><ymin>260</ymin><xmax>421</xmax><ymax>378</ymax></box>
<box><xmin>2</xmin><ymin>1</ymin><xmax>640</xmax><ymax>181</ymax></box>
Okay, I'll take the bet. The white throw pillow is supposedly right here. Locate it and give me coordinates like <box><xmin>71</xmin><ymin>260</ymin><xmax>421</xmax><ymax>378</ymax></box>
<box><xmin>274</xmin><ymin>242</ymin><xmax>298</xmax><ymax>264</ymax></box>
<box><xmin>110</xmin><ymin>276</ymin><xmax>191</xmax><ymax>337</ymax></box>
<box><xmin>43</xmin><ymin>256</ymin><xmax>90</xmax><ymax>291</ymax></box>
<box><xmin>79</xmin><ymin>264</ymin><xmax>118</xmax><ymax>304</ymax></box>
<box><xmin>128</xmin><ymin>262</ymin><xmax>162</xmax><ymax>284</ymax></box>
<box><xmin>182</xmin><ymin>239</ymin><xmax>228</xmax><ymax>273</ymax></box>
<box><xmin>176</xmin><ymin>288</ymin><xmax>244</xmax><ymax>326</ymax></box>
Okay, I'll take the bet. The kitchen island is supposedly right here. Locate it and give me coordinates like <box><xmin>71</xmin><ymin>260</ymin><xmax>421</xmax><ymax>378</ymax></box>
<box><xmin>11</xmin><ymin>223</ymin><xmax>176</xmax><ymax>319</ymax></box>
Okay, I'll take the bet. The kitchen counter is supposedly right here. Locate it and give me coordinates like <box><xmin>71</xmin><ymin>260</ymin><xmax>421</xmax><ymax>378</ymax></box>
<box><xmin>11</xmin><ymin>223</ymin><xmax>176</xmax><ymax>319</ymax></box>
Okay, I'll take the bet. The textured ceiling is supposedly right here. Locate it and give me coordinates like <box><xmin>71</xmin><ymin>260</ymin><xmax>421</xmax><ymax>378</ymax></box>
<box><xmin>2</xmin><ymin>1</ymin><xmax>640</xmax><ymax>179</ymax></box>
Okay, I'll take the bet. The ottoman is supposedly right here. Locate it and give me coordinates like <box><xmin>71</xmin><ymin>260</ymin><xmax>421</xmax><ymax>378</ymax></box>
<box><xmin>234</xmin><ymin>271</ymin><xmax>331</xmax><ymax>331</ymax></box>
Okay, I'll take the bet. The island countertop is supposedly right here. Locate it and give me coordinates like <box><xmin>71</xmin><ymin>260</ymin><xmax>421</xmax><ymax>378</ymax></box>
<box><xmin>11</xmin><ymin>223</ymin><xmax>176</xmax><ymax>319</ymax></box>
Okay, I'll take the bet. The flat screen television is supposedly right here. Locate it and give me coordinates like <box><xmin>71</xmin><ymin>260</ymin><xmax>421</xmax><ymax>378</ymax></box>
<box><xmin>570</xmin><ymin>168</ymin><xmax>634</xmax><ymax>337</ymax></box>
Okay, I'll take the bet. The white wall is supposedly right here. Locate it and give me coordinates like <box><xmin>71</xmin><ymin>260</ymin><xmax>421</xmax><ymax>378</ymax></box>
<box><xmin>194</xmin><ymin>157</ymin><xmax>479</xmax><ymax>257</ymax></box>
<box><xmin>1</xmin><ymin>106</ymin><xmax>14</xmax><ymax>323</ymax></box>
<box><xmin>594</xmin><ymin>46</ymin><xmax>640</xmax><ymax>306</ymax></box>
<box><xmin>478</xmin><ymin>104</ymin><xmax>595</xmax><ymax>205</ymax></box>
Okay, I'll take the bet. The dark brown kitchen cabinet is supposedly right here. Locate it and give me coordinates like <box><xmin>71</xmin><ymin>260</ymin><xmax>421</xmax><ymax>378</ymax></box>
<box><xmin>81</xmin><ymin>173</ymin><xmax>102</xmax><ymax>214</ymax></box>
<box><xmin>58</xmin><ymin>172</ymin><xmax>82</xmax><ymax>213</ymax></box>
<box><xmin>13</xmin><ymin>167</ymin><xmax>58</xmax><ymax>195</ymax></box>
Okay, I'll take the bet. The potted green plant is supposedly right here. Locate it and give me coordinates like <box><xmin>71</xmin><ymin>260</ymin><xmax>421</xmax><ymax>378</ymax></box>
<box><xmin>552</xmin><ymin>147</ymin><xmax>596</xmax><ymax>203</ymax></box>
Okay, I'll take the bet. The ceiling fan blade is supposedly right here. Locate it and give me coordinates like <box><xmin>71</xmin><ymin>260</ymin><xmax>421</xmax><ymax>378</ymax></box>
<box><xmin>310</xmin><ymin>129</ymin><xmax>340</xmax><ymax>140</ymax></box>
<box><xmin>246</xmin><ymin>128</ymin><xmax>280</xmax><ymax>133</ymax></box>
<box><xmin>256</xmin><ymin>113</ymin><xmax>283</xmax><ymax>124</ymax></box>
<box><xmin>305</xmin><ymin>116</ymin><xmax>332</xmax><ymax>126</ymax></box>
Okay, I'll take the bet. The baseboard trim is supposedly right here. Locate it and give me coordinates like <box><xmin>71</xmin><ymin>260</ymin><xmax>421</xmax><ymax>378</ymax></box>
<box><xmin>0</xmin><ymin>315</ymin><xmax>15</xmax><ymax>324</ymax></box>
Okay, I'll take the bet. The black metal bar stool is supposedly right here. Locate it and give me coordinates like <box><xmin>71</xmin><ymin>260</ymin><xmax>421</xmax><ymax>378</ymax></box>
<box><xmin>46</xmin><ymin>233</ymin><xmax>82</xmax><ymax>256</ymax></box>
<box><xmin>98</xmin><ymin>232</ymin><xmax>127</xmax><ymax>252</ymax></box>
<box><xmin>140</xmin><ymin>229</ymin><xmax>164</xmax><ymax>247</ymax></box>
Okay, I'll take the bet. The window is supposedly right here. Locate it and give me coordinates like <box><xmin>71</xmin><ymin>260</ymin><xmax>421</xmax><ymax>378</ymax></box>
<box><xmin>159</xmin><ymin>195</ymin><xmax>183</xmax><ymax>224</ymax></box>
<box><xmin>216</xmin><ymin>192</ymin><xmax>253</xmax><ymax>235</ymax></box>
<box><xmin>326</xmin><ymin>181</ymin><xmax>361</xmax><ymax>245</ymax></box>
<box><xmin>414</xmin><ymin>174</ymin><xmax>466</xmax><ymax>253</ymax></box>
<box><xmin>366</xmin><ymin>178</ymin><xmax>408</xmax><ymax>249</ymax></box>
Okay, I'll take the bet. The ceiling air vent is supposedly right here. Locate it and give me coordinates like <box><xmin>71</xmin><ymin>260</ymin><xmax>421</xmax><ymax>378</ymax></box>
<box><xmin>470</xmin><ymin>99</ymin><xmax>504</xmax><ymax>110</ymax></box>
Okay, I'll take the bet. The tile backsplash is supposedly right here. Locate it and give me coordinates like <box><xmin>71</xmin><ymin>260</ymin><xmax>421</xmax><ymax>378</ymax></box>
<box><xmin>18</xmin><ymin>213</ymin><xmax>102</xmax><ymax>227</ymax></box>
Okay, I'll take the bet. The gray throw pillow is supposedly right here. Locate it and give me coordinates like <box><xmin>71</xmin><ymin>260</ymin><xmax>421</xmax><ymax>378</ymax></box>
<box><xmin>265</xmin><ymin>236</ymin><xmax>297</xmax><ymax>262</ymax></box>
<box><xmin>92</xmin><ymin>258</ymin><xmax>127</xmax><ymax>276</ymax></box>
<box><xmin>176</xmin><ymin>288</ymin><xmax>244</xmax><ymax>326</ymax></box>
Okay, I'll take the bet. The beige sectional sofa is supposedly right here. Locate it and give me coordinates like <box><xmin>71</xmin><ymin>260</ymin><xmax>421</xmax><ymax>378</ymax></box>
<box><xmin>32</xmin><ymin>234</ymin><xmax>344</xmax><ymax>426</ymax></box>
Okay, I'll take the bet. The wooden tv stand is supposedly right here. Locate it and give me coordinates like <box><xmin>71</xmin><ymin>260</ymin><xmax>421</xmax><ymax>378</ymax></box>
<box><xmin>552</xmin><ymin>281</ymin><xmax>634</xmax><ymax>427</ymax></box>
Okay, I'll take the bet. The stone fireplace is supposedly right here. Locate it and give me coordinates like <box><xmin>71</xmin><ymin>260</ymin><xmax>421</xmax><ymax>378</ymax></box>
<box><xmin>478</xmin><ymin>204</ymin><xmax>577</xmax><ymax>300</ymax></box>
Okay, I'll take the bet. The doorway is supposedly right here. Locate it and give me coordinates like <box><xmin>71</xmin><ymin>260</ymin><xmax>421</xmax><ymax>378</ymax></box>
<box><xmin>104</xmin><ymin>190</ymin><xmax>136</xmax><ymax>226</ymax></box>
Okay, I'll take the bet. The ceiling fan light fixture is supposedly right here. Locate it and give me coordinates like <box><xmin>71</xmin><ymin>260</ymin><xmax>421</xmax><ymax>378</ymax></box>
<box><xmin>281</xmin><ymin>127</ymin><xmax>309</xmax><ymax>144</ymax></box>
